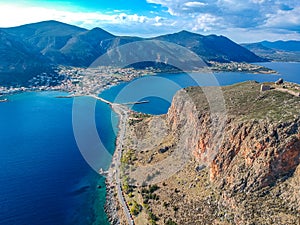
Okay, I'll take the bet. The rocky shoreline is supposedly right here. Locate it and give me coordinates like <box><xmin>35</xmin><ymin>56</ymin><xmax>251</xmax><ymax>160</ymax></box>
<box><xmin>104</xmin><ymin>180</ymin><xmax>120</xmax><ymax>225</ymax></box>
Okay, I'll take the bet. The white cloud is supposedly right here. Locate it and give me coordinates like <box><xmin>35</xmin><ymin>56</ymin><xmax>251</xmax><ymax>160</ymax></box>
<box><xmin>116</xmin><ymin>13</ymin><xmax>148</xmax><ymax>23</ymax></box>
<box><xmin>221</xmin><ymin>27</ymin><xmax>300</xmax><ymax>43</ymax></box>
<box><xmin>0</xmin><ymin>1</ymin><xmax>299</xmax><ymax>42</ymax></box>
<box><xmin>264</xmin><ymin>7</ymin><xmax>300</xmax><ymax>30</ymax></box>
<box><xmin>0</xmin><ymin>4</ymin><xmax>152</xmax><ymax>29</ymax></box>
<box><xmin>153</xmin><ymin>16</ymin><xmax>164</xmax><ymax>26</ymax></box>
<box><xmin>216</xmin><ymin>0</ymin><xmax>254</xmax><ymax>11</ymax></box>
<box><xmin>192</xmin><ymin>14</ymin><xmax>222</xmax><ymax>32</ymax></box>
<box><xmin>0</xmin><ymin>3</ymin><xmax>176</xmax><ymax>39</ymax></box>
<box><xmin>251</xmin><ymin>0</ymin><xmax>266</xmax><ymax>4</ymax></box>
<box><xmin>0</xmin><ymin>4</ymin><xmax>111</xmax><ymax>28</ymax></box>
<box><xmin>184</xmin><ymin>1</ymin><xmax>207</xmax><ymax>7</ymax></box>
<box><xmin>146</xmin><ymin>0</ymin><xmax>173</xmax><ymax>6</ymax></box>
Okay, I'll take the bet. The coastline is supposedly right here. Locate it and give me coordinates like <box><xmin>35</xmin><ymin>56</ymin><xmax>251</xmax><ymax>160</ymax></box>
<box><xmin>104</xmin><ymin>105</ymin><xmax>122</xmax><ymax>225</ymax></box>
<box><xmin>104</xmin><ymin>103</ymin><xmax>133</xmax><ymax>225</ymax></box>
<box><xmin>0</xmin><ymin>62</ymin><xmax>277</xmax><ymax>98</ymax></box>
<box><xmin>104</xmin><ymin>181</ymin><xmax>120</xmax><ymax>225</ymax></box>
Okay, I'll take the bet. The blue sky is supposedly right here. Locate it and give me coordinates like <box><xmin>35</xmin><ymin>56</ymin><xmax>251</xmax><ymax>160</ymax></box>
<box><xmin>0</xmin><ymin>0</ymin><xmax>299</xmax><ymax>42</ymax></box>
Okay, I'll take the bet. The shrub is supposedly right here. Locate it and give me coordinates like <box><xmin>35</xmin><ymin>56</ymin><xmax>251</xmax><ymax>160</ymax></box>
<box><xmin>149</xmin><ymin>184</ymin><xmax>159</xmax><ymax>193</ymax></box>
<box><xmin>165</xmin><ymin>218</ymin><xmax>178</xmax><ymax>225</ymax></box>
<box><xmin>130</xmin><ymin>200</ymin><xmax>142</xmax><ymax>216</ymax></box>
<box><xmin>148</xmin><ymin>211</ymin><xmax>158</xmax><ymax>221</ymax></box>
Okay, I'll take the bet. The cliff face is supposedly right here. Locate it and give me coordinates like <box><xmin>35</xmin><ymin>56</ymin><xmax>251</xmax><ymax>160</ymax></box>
<box><xmin>164</xmin><ymin>82</ymin><xmax>300</xmax><ymax>224</ymax></box>
<box><xmin>211</xmin><ymin>119</ymin><xmax>300</xmax><ymax>193</ymax></box>
<box><xmin>167</xmin><ymin>82</ymin><xmax>300</xmax><ymax>194</ymax></box>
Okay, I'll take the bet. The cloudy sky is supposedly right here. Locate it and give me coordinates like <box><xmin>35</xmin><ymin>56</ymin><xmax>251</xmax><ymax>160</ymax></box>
<box><xmin>0</xmin><ymin>0</ymin><xmax>299</xmax><ymax>42</ymax></box>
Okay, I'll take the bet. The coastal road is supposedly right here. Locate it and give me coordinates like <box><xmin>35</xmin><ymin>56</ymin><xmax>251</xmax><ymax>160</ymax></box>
<box><xmin>111</xmin><ymin>103</ymin><xmax>135</xmax><ymax>225</ymax></box>
<box><xmin>72</xmin><ymin>94</ymin><xmax>136</xmax><ymax>224</ymax></box>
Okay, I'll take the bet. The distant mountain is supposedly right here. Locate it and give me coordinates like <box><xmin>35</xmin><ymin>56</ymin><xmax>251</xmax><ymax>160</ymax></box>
<box><xmin>260</xmin><ymin>40</ymin><xmax>300</xmax><ymax>52</ymax></box>
<box><xmin>0</xmin><ymin>30</ymin><xmax>53</xmax><ymax>86</ymax></box>
<box><xmin>242</xmin><ymin>40</ymin><xmax>300</xmax><ymax>62</ymax></box>
<box><xmin>60</xmin><ymin>27</ymin><xmax>115</xmax><ymax>66</ymax></box>
<box><xmin>3</xmin><ymin>20</ymin><xmax>87</xmax><ymax>51</ymax></box>
<box><xmin>155</xmin><ymin>30</ymin><xmax>264</xmax><ymax>63</ymax></box>
<box><xmin>0</xmin><ymin>20</ymin><xmax>266</xmax><ymax>86</ymax></box>
<box><xmin>2</xmin><ymin>20</ymin><xmax>87</xmax><ymax>65</ymax></box>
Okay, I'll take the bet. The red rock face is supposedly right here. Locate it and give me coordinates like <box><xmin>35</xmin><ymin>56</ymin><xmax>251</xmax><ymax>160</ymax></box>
<box><xmin>275</xmin><ymin>136</ymin><xmax>300</xmax><ymax>174</ymax></box>
<box><xmin>210</xmin><ymin>121</ymin><xmax>300</xmax><ymax>192</ymax></box>
<box><xmin>167</xmin><ymin>89</ymin><xmax>300</xmax><ymax>193</ymax></box>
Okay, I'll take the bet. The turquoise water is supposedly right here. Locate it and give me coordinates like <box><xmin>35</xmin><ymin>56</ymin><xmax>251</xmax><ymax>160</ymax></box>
<box><xmin>0</xmin><ymin>62</ymin><xmax>299</xmax><ymax>225</ymax></box>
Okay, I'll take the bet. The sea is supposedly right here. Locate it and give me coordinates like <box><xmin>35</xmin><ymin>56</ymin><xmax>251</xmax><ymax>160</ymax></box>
<box><xmin>0</xmin><ymin>62</ymin><xmax>299</xmax><ymax>225</ymax></box>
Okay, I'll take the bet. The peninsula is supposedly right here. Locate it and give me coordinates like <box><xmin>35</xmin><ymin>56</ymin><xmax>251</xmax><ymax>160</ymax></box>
<box><xmin>107</xmin><ymin>81</ymin><xmax>300</xmax><ymax>225</ymax></box>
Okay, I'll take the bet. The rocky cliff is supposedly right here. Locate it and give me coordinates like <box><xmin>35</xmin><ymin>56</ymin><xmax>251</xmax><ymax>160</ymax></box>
<box><xmin>164</xmin><ymin>81</ymin><xmax>300</xmax><ymax>224</ymax></box>
<box><xmin>121</xmin><ymin>81</ymin><xmax>300</xmax><ymax>224</ymax></box>
<box><xmin>167</xmin><ymin>81</ymin><xmax>300</xmax><ymax>194</ymax></box>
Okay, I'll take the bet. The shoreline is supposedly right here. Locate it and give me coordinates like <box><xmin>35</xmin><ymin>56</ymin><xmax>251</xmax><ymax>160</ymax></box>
<box><xmin>105</xmin><ymin>103</ymin><xmax>134</xmax><ymax>225</ymax></box>
<box><xmin>104</xmin><ymin>103</ymin><xmax>134</xmax><ymax>225</ymax></box>
<box><xmin>103</xmin><ymin>104</ymin><xmax>123</xmax><ymax>225</ymax></box>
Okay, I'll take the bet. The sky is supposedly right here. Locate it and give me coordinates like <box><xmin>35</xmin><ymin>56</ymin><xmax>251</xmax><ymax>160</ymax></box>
<box><xmin>0</xmin><ymin>0</ymin><xmax>299</xmax><ymax>43</ymax></box>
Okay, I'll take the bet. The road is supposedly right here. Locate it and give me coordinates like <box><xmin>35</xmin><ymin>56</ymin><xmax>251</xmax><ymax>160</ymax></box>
<box><xmin>111</xmin><ymin>103</ymin><xmax>135</xmax><ymax>225</ymax></box>
<box><xmin>65</xmin><ymin>94</ymin><xmax>138</xmax><ymax>224</ymax></box>
<box><xmin>90</xmin><ymin>94</ymin><xmax>134</xmax><ymax>225</ymax></box>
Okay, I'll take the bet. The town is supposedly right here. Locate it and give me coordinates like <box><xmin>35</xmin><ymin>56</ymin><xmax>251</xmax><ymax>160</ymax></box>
<box><xmin>0</xmin><ymin>66</ymin><xmax>156</xmax><ymax>97</ymax></box>
<box><xmin>208</xmin><ymin>61</ymin><xmax>277</xmax><ymax>73</ymax></box>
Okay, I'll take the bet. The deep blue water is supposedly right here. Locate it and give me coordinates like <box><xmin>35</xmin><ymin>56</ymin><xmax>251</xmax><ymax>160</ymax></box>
<box><xmin>0</xmin><ymin>62</ymin><xmax>299</xmax><ymax>225</ymax></box>
<box><xmin>0</xmin><ymin>92</ymin><xmax>112</xmax><ymax>225</ymax></box>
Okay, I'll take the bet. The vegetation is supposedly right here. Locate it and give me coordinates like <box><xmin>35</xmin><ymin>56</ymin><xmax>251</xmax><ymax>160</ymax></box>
<box><xmin>122</xmin><ymin>176</ymin><xmax>133</xmax><ymax>194</ymax></box>
<box><xmin>149</xmin><ymin>184</ymin><xmax>160</xmax><ymax>192</ymax></box>
<box><xmin>141</xmin><ymin>185</ymin><xmax>160</xmax><ymax>203</ymax></box>
<box><xmin>131</xmin><ymin>112</ymin><xmax>151</xmax><ymax>119</ymax></box>
<box><xmin>185</xmin><ymin>81</ymin><xmax>300</xmax><ymax>122</ymax></box>
<box><xmin>130</xmin><ymin>200</ymin><xmax>142</xmax><ymax>216</ymax></box>
<box><xmin>163</xmin><ymin>202</ymin><xmax>169</xmax><ymax>208</ymax></box>
<box><xmin>129</xmin><ymin>112</ymin><xmax>151</xmax><ymax>125</ymax></box>
<box><xmin>165</xmin><ymin>219</ymin><xmax>178</xmax><ymax>225</ymax></box>
<box><xmin>121</xmin><ymin>149</ymin><xmax>136</xmax><ymax>165</ymax></box>
<box><xmin>148</xmin><ymin>211</ymin><xmax>158</xmax><ymax>224</ymax></box>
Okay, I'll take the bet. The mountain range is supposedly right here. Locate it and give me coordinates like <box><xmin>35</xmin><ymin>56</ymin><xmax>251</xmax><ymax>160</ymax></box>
<box><xmin>0</xmin><ymin>20</ymin><xmax>277</xmax><ymax>86</ymax></box>
<box><xmin>242</xmin><ymin>40</ymin><xmax>300</xmax><ymax>62</ymax></box>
